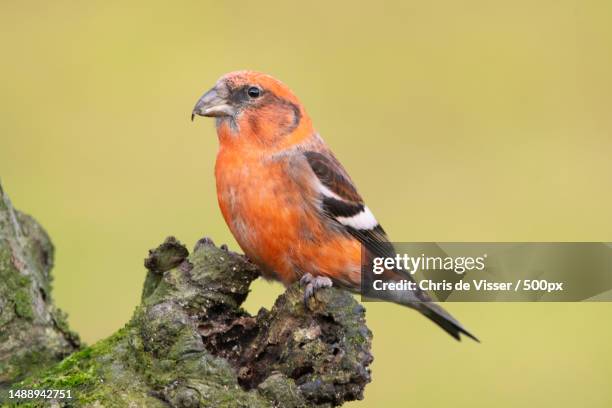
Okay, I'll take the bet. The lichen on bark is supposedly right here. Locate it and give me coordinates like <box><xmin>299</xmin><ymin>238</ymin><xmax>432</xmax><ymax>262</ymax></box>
<box><xmin>0</xmin><ymin>183</ymin><xmax>80</xmax><ymax>390</ymax></box>
<box><xmin>0</xmin><ymin>182</ymin><xmax>373</xmax><ymax>407</ymax></box>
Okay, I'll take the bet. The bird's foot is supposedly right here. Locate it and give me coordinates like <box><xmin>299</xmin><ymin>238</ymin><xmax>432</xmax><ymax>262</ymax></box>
<box><xmin>300</xmin><ymin>273</ymin><xmax>333</xmax><ymax>307</ymax></box>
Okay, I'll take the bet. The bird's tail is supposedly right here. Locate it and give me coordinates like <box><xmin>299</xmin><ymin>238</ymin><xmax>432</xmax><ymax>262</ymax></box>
<box><xmin>366</xmin><ymin>268</ymin><xmax>479</xmax><ymax>342</ymax></box>
<box><xmin>415</xmin><ymin>301</ymin><xmax>479</xmax><ymax>342</ymax></box>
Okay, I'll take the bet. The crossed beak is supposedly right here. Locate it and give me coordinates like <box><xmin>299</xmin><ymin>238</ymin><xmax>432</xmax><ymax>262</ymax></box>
<box><xmin>191</xmin><ymin>84</ymin><xmax>235</xmax><ymax>121</ymax></box>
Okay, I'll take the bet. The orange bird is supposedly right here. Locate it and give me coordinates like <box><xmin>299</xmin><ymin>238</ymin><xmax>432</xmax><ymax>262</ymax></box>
<box><xmin>192</xmin><ymin>71</ymin><xmax>477</xmax><ymax>341</ymax></box>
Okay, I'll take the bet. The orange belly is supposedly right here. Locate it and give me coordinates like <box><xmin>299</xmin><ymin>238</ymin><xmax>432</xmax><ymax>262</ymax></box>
<box><xmin>215</xmin><ymin>149</ymin><xmax>361</xmax><ymax>287</ymax></box>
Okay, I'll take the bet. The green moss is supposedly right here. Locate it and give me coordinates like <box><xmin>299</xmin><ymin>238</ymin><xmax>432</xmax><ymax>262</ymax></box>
<box><xmin>50</xmin><ymin>309</ymin><xmax>81</xmax><ymax>348</ymax></box>
<box><xmin>51</xmin><ymin>309</ymin><xmax>71</xmax><ymax>334</ymax></box>
<box><xmin>13</xmin><ymin>290</ymin><xmax>33</xmax><ymax>320</ymax></box>
<box><xmin>21</xmin><ymin>352</ymin><xmax>96</xmax><ymax>391</ymax></box>
<box><xmin>2</xmin><ymin>348</ymin><xmax>59</xmax><ymax>388</ymax></box>
<box><xmin>141</xmin><ymin>270</ymin><xmax>163</xmax><ymax>300</ymax></box>
<box><xmin>0</xmin><ymin>245</ymin><xmax>11</xmax><ymax>273</ymax></box>
<box><xmin>19</xmin><ymin>329</ymin><xmax>127</xmax><ymax>390</ymax></box>
<box><xmin>0</xmin><ymin>252</ymin><xmax>34</xmax><ymax>322</ymax></box>
<box><xmin>2</xmin><ymin>401</ymin><xmax>43</xmax><ymax>408</ymax></box>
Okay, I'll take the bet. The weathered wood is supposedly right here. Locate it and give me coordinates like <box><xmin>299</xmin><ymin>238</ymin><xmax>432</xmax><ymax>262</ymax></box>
<box><xmin>0</xmin><ymin>183</ymin><xmax>372</xmax><ymax>407</ymax></box>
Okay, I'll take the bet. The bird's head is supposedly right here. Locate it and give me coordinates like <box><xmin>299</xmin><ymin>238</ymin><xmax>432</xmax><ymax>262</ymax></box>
<box><xmin>192</xmin><ymin>71</ymin><xmax>313</xmax><ymax>148</ymax></box>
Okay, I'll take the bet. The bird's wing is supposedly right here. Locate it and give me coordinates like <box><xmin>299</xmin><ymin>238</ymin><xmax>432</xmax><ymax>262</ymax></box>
<box><xmin>290</xmin><ymin>148</ymin><xmax>479</xmax><ymax>341</ymax></box>
<box><xmin>298</xmin><ymin>150</ymin><xmax>396</xmax><ymax>259</ymax></box>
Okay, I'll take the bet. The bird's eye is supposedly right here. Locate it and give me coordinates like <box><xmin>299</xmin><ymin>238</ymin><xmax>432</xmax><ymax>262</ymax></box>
<box><xmin>247</xmin><ymin>86</ymin><xmax>262</xmax><ymax>98</ymax></box>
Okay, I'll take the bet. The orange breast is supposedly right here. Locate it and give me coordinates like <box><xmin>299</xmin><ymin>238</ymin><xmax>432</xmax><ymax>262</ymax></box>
<box><xmin>215</xmin><ymin>146</ymin><xmax>361</xmax><ymax>287</ymax></box>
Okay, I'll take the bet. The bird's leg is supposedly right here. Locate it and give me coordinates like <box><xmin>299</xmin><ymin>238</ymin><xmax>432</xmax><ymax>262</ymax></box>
<box><xmin>300</xmin><ymin>273</ymin><xmax>333</xmax><ymax>307</ymax></box>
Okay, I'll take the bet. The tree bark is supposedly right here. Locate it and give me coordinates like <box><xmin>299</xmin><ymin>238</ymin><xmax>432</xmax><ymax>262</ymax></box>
<box><xmin>0</xmin><ymin>183</ymin><xmax>80</xmax><ymax>389</ymax></box>
<box><xmin>0</xmin><ymin>183</ymin><xmax>373</xmax><ymax>407</ymax></box>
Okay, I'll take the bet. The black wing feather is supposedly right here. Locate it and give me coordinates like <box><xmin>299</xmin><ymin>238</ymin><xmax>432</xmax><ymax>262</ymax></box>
<box><xmin>303</xmin><ymin>150</ymin><xmax>395</xmax><ymax>258</ymax></box>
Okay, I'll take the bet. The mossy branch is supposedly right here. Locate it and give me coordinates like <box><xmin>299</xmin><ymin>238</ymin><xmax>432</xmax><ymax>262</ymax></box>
<box><xmin>0</xmin><ymin>183</ymin><xmax>373</xmax><ymax>407</ymax></box>
<box><xmin>0</xmin><ymin>183</ymin><xmax>80</xmax><ymax>389</ymax></box>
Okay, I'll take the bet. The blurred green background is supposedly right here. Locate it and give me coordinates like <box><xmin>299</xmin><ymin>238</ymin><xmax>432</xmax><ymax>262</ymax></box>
<box><xmin>1</xmin><ymin>1</ymin><xmax>611</xmax><ymax>406</ymax></box>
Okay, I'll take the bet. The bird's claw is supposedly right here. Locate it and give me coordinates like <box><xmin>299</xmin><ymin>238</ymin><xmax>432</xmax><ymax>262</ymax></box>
<box><xmin>300</xmin><ymin>274</ymin><xmax>333</xmax><ymax>308</ymax></box>
<box><xmin>300</xmin><ymin>273</ymin><xmax>314</xmax><ymax>286</ymax></box>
